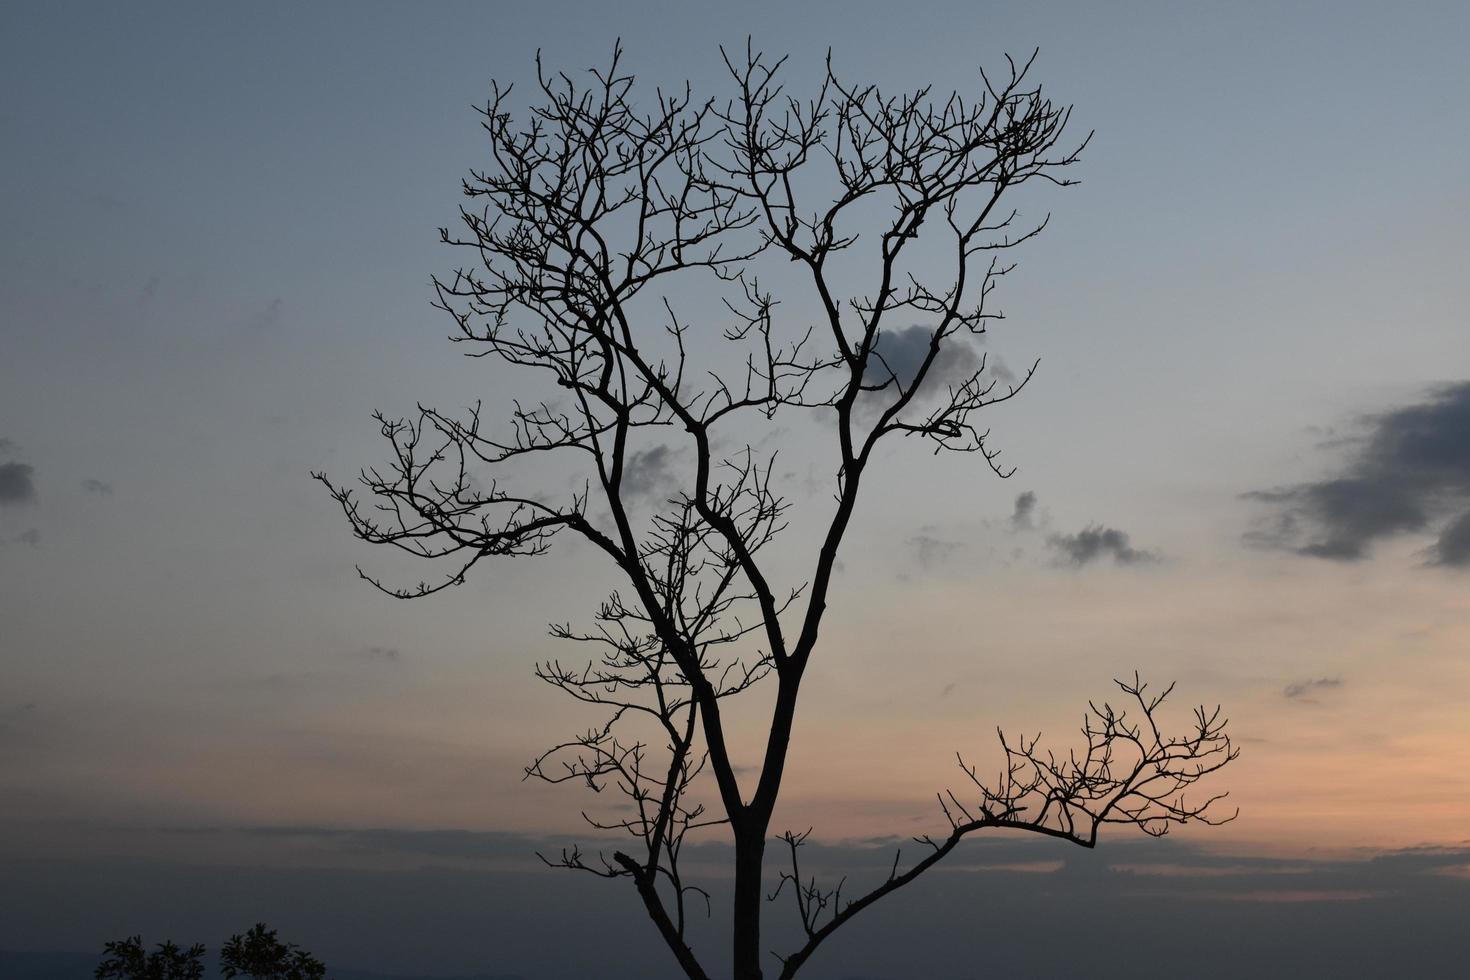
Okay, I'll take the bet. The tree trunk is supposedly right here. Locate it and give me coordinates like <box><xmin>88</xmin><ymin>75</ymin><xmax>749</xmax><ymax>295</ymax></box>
<box><xmin>732</xmin><ymin>828</ymin><xmax>767</xmax><ymax>979</ymax></box>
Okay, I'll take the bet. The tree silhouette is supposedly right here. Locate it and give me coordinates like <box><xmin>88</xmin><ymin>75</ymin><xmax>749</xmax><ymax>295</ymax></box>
<box><xmin>221</xmin><ymin>923</ymin><xmax>328</xmax><ymax>980</ymax></box>
<box><xmin>96</xmin><ymin>925</ymin><xmax>327</xmax><ymax>980</ymax></box>
<box><xmin>94</xmin><ymin>937</ymin><xmax>205</xmax><ymax>980</ymax></box>
<box><xmin>318</xmin><ymin>42</ymin><xmax>1237</xmax><ymax>979</ymax></box>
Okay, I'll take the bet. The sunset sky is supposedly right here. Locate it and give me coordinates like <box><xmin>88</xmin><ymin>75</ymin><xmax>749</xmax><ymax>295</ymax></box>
<box><xmin>3</xmin><ymin>2</ymin><xmax>1469</xmax><ymax>977</ymax></box>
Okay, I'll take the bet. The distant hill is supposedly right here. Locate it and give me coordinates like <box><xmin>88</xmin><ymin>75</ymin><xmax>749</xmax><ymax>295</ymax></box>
<box><xmin>0</xmin><ymin>950</ymin><xmax>526</xmax><ymax>980</ymax></box>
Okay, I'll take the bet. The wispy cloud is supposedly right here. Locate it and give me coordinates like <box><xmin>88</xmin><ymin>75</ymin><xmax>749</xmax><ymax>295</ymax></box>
<box><xmin>248</xmin><ymin>297</ymin><xmax>284</xmax><ymax>331</ymax></box>
<box><xmin>358</xmin><ymin>645</ymin><xmax>402</xmax><ymax>663</ymax></box>
<box><xmin>1283</xmin><ymin>677</ymin><xmax>1343</xmax><ymax>703</ymax></box>
<box><xmin>909</xmin><ymin>529</ymin><xmax>963</xmax><ymax>570</ymax></box>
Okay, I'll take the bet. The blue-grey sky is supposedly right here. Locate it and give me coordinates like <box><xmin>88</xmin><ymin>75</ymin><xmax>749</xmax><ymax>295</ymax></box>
<box><xmin>3</xmin><ymin>1</ymin><xmax>1470</xmax><ymax>976</ymax></box>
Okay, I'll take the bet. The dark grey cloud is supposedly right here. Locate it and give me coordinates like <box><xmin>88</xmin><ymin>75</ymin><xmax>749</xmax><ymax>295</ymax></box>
<box><xmin>863</xmin><ymin>324</ymin><xmax>983</xmax><ymax>393</ymax></box>
<box><xmin>81</xmin><ymin>478</ymin><xmax>113</xmax><ymax>496</ymax></box>
<box><xmin>13</xmin><ymin>528</ymin><xmax>41</xmax><ymax>548</ymax></box>
<box><xmin>620</xmin><ymin>444</ymin><xmax>679</xmax><ymax>502</ymax></box>
<box><xmin>1011</xmin><ymin>491</ymin><xmax>1037</xmax><ymax>530</ymax></box>
<box><xmin>1047</xmin><ymin>525</ymin><xmax>1156</xmax><ymax>566</ymax></box>
<box><xmin>0</xmin><ymin>437</ymin><xmax>16</xmax><ymax>456</ymax></box>
<box><xmin>0</xmin><ymin>462</ymin><xmax>36</xmax><ymax>505</ymax></box>
<box><xmin>1284</xmin><ymin>677</ymin><xmax>1343</xmax><ymax>702</ymax></box>
<box><xmin>1429</xmin><ymin>509</ymin><xmax>1470</xmax><ymax>568</ymax></box>
<box><xmin>1247</xmin><ymin>382</ymin><xmax>1470</xmax><ymax>564</ymax></box>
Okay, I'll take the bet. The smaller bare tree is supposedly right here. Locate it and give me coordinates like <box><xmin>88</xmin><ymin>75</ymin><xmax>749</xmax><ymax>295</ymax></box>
<box><xmin>767</xmin><ymin>675</ymin><xmax>1235</xmax><ymax>978</ymax></box>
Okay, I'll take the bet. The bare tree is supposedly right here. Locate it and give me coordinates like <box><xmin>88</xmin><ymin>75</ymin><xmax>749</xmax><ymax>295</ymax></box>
<box><xmin>317</xmin><ymin>42</ymin><xmax>1236</xmax><ymax>980</ymax></box>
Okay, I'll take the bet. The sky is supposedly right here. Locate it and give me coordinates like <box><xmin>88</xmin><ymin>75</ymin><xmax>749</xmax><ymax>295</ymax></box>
<box><xmin>2</xmin><ymin>0</ymin><xmax>1469</xmax><ymax>976</ymax></box>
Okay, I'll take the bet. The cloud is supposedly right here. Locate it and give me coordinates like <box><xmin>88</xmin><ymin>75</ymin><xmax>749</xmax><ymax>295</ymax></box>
<box><xmin>0</xmin><ymin>438</ymin><xmax>16</xmax><ymax>456</ymax></box>
<box><xmin>0</xmin><ymin>462</ymin><xmax>36</xmax><ymax>505</ymax></box>
<box><xmin>84</xmin><ymin>190</ymin><xmax>128</xmax><ymax>211</ymax></box>
<box><xmin>909</xmin><ymin>531</ymin><xmax>962</xmax><ymax>569</ymax></box>
<box><xmin>620</xmin><ymin>444</ymin><xmax>679</xmax><ymax>502</ymax></box>
<box><xmin>1430</xmin><ymin>510</ymin><xmax>1470</xmax><ymax>568</ymax></box>
<box><xmin>1011</xmin><ymin>491</ymin><xmax>1037</xmax><ymax>530</ymax></box>
<box><xmin>13</xmin><ymin>528</ymin><xmax>41</xmax><ymax>548</ymax></box>
<box><xmin>1047</xmin><ymin>525</ymin><xmax>1156</xmax><ymax>566</ymax></box>
<box><xmin>990</xmin><ymin>354</ymin><xmax>1018</xmax><ymax>386</ymax></box>
<box><xmin>81</xmin><ymin>478</ymin><xmax>113</xmax><ymax>496</ymax></box>
<box><xmin>248</xmin><ymin>297</ymin><xmax>284</xmax><ymax>331</ymax></box>
<box><xmin>1246</xmin><ymin>382</ymin><xmax>1470</xmax><ymax>564</ymax></box>
<box><xmin>0</xmin><ymin>702</ymin><xmax>37</xmax><ymax>738</ymax></box>
<box><xmin>1283</xmin><ymin>677</ymin><xmax>1343</xmax><ymax>702</ymax></box>
<box><xmin>863</xmin><ymin>325</ymin><xmax>984</xmax><ymax>393</ymax></box>
<box><xmin>360</xmin><ymin>645</ymin><xmax>402</xmax><ymax>663</ymax></box>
